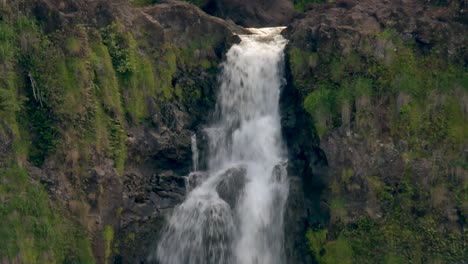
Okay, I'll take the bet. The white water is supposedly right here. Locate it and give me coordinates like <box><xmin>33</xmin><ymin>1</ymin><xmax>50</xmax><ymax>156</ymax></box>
<box><xmin>152</xmin><ymin>27</ymin><xmax>289</xmax><ymax>264</ymax></box>
<box><xmin>191</xmin><ymin>134</ymin><xmax>199</xmax><ymax>172</ymax></box>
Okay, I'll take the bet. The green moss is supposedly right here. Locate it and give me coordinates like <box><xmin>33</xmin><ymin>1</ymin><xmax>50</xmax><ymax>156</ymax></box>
<box><xmin>64</xmin><ymin>36</ymin><xmax>82</xmax><ymax>56</ymax></box>
<box><xmin>108</xmin><ymin>119</ymin><xmax>126</xmax><ymax>175</ymax></box>
<box><xmin>293</xmin><ymin>26</ymin><xmax>468</xmax><ymax>263</ymax></box>
<box><xmin>333</xmin><ymin>174</ymin><xmax>467</xmax><ymax>263</ymax></box>
<box><xmin>22</xmin><ymin>101</ymin><xmax>58</xmax><ymax>167</ymax></box>
<box><xmin>0</xmin><ymin>34</ymin><xmax>21</xmax><ymax>124</ymax></box>
<box><xmin>130</xmin><ymin>0</ymin><xmax>160</xmax><ymax>6</ymax></box>
<box><xmin>101</xmin><ymin>24</ymin><xmax>170</xmax><ymax>121</ymax></box>
<box><xmin>90</xmin><ymin>40</ymin><xmax>123</xmax><ymax>116</ymax></box>
<box><xmin>306</xmin><ymin>228</ymin><xmax>328</xmax><ymax>259</ymax></box>
<box><xmin>0</xmin><ymin>166</ymin><xmax>95</xmax><ymax>263</ymax></box>
<box><xmin>293</xmin><ymin>0</ymin><xmax>327</xmax><ymax>12</ymax></box>
<box><xmin>329</xmin><ymin>198</ymin><xmax>348</xmax><ymax>223</ymax></box>
<box><xmin>123</xmin><ymin>51</ymin><xmax>157</xmax><ymax>121</ymax></box>
<box><xmin>304</xmin><ymin>85</ymin><xmax>336</xmax><ymax>137</ymax></box>
<box><xmin>0</xmin><ymin>22</ymin><xmax>17</xmax><ymax>61</ymax></box>
<box><xmin>101</xmin><ymin>24</ymin><xmax>136</xmax><ymax>76</ymax></box>
<box><xmin>289</xmin><ymin>47</ymin><xmax>316</xmax><ymax>93</ymax></box>
<box><xmin>306</xmin><ymin>229</ymin><xmax>353</xmax><ymax>264</ymax></box>
<box><xmin>341</xmin><ymin>168</ymin><xmax>354</xmax><ymax>185</ymax></box>
<box><xmin>352</xmin><ymin>77</ymin><xmax>373</xmax><ymax>97</ymax></box>
<box><xmin>444</xmin><ymin>95</ymin><xmax>468</xmax><ymax>145</ymax></box>
<box><xmin>293</xmin><ymin>27</ymin><xmax>467</xmax><ymax>147</ymax></box>
<box><xmin>160</xmin><ymin>47</ymin><xmax>177</xmax><ymax>99</ymax></box>
<box><xmin>103</xmin><ymin>225</ymin><xmax>114</xmax><ymax>264</ymax></box>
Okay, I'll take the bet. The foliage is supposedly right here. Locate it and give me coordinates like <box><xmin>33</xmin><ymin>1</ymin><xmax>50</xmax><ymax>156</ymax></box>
<box><xmin>293</xmin><ymin>32</ymin><xmax>467</xmax><ymax>148</ymax></box>
<box><xmin>130</xmin><ymin>0</ymin><xmax>160</xmax><ymax>6</ymax></box>
<box><xmin>22</xmin><ymin>100</ymin><xmax>57</xmax><ymax>166</ymax></box>
<box><xmin>304</xmin><ymin>85</ymin><xmax>336</xmax><ymax>137</ymax></box>
<box><xmin>101</xmin><ymin>24</ymin><xmax>136</xmax><ymax>76</ymax></box>
<box><xmin>294</xmin><ymin>27</ymin><xmax>468</xmax><ymax>264</ymax></box>
<box><xmin>103</xmin><ymin>225</ymin><xmax>114</xmax><ymax>264</ymax></box>
<box><xmin>0</xmin><ymin>166</ymin><xmax>94</xmax><ymax>263</ymax></box>
<box><xmin>0</xmin><ymin>7</ymin><xmax>222</xmax><ymax>262</ymax></box>
<box><xmin>289</xmin><ymin>47</ymin><xmax>317</xmax><ymax>93</ymax></box>
<box><xmin>306</xmin><ymin>229</ymin><xmax>353</xmax><ymax>264</ymax></box>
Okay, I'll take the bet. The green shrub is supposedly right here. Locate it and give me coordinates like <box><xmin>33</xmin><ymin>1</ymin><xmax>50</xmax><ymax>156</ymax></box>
<box><xmin>306</xmin><ymin>229</ymin><xmax>353</xmax><ymax>264</ymax></box>
<box><xmin>293</xmin><ymin>26</ymin><xmax>468</xmax><ymax>264</ymax></box>
<box><xmin>101</xmin><ymin>24</ymin><xmax>136</xmax><ymax>75</ymax></box>
<box><xmin>304</xmin><ymin>84</ymin><xmax>337</xmax><ymax>137</ymax></box>
<box><xmin>23</xmin><ymin>101</ymin><xmax>58</xmax><ymax>167</ymax></box>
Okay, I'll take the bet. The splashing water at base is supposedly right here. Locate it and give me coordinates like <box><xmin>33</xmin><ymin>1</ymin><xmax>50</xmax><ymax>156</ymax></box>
<box><xmin>152</xmin><ymin>27</ymin><xmax>289</xmax><ymax>264</ymax></box>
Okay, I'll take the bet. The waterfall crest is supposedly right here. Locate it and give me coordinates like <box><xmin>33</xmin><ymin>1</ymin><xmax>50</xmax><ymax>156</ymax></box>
<box><xmin>153</xmin><ymin>27</ymin><xmax>289</xmax><ymax>264</ymax></box>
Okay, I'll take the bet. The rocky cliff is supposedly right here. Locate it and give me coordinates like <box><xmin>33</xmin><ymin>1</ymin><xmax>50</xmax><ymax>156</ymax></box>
<box><xmin>0</xmin><ymin>0</ymin><xmax>466</xmax><ymax>263</ymax></box>
<box><xmin>0</xmin><ymin>0</ymin><xmax>238</xmax><ymax>263</ymax></box>
<box><xmin>283</xmin><ymin>0</ymin><xmax>467</xmax><ymax>263</ymax></box>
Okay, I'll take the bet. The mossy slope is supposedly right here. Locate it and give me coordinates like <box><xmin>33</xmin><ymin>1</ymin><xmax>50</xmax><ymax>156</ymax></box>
<box><xmin>0</xmin><ymin>0</ymin><xmax>230</xmax><ymax>262</ymax></box>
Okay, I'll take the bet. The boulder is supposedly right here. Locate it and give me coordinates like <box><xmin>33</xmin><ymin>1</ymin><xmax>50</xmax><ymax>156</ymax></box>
<box><xmin>215</xmin><ymin>166</ymin><xmax>247</xmax><ymax>209</ymax></box>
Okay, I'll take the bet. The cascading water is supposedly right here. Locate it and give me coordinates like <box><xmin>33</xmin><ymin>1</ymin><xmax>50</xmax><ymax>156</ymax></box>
<box><xmin>152</xmin><ymin>27</ymin><xmax>289</xmax><ymax>264</ymax></box>
<box><xmin>191</xmin><ymin>134</ymin><xmax>199</xmax><ymax>172</ymax></box>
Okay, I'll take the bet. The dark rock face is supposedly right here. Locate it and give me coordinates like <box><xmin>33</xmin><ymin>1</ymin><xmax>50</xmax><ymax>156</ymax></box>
<box><xmin>281</xmin><ymin>0</ymin><xmax>467</xmax><ymax>262</ymax></box>
<box><xmin>111</xmin><ymin>3</ymin><xmax>238</xmax><ymax>262</ymax></box>
<box><xmin>200</xmin><ymin>0</ymin><xmax>297</xmax><ymax>27</ymax></box>
<box><xmin>215</xmin><ymin>166</ymin><xmax>247</xmax><ymax>209</ymax></box>
<box><xmin>6</xmin><ymin>0</ymin><xmax>465</xmax><ymax>262</ymax></box>
<box><xmin>280</xmin><ymin>49</ymin><xmax>328</xmax><ymax>264</ymax></box>
<box><xmin>14</xmin><ymin>0</ymin><xmax>238</xmax><ymax>263</ymax></box>
<box><xmin>284</xmin><ymin>0</ymin><xmax>467</xmax><ymax>62</ymax></box>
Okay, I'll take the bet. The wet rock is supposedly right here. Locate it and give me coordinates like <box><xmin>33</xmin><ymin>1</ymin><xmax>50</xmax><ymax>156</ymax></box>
<box><xmin>187</xmin><ymin>171</ymin><xmax>209</xmax><ymax>190</ymax></box>
<box><xmin>215</xmin><ymin>166</ymin><xmax>247</xmax><ymax>209</ymax></box>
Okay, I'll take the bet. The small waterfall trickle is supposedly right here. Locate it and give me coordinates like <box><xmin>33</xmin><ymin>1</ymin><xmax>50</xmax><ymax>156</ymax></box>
<box><xmin>152</xmin><ymin>27</ymin><xmax>289</xmax><ymax>264</ymax></box>
<box><xmin>191</xmin><ymin>134</ymin><xmax>199</xmax><ymax>172</ymax></box>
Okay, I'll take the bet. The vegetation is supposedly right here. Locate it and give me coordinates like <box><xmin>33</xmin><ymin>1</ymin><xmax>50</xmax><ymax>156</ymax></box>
<box><xmin>0</xmin><ymin>1</ymin><xmax>222</xmax><ymax>259</ymax></box>
<box><xmin>0</xmin><ymin>166</ymin><xmax>95</xmax><ymax>263</ymax></box>
<box><xmin>297</xmin><ymin>32</ymin><xmax>467</xmax><ymax>145</ymax></box>
<box><xmin>103</xmin><ymin>225</ymin><xmax>114</xmax><ymax>264</ymax></box>
<box><xmin>293</xmin><ymin>0</ymin><xmax>327</xmax><ymax>12</ymax></box>
<box><xmin>292</xmin><ymin>27</ymin><xmax>467</xmax><ymax>264</ymax></box>
<box><xmin>0</xmin><ymin>15</ymin><xmax>94</xmax><ymax>263</ymax></box>
<box><xmin>130</xmin><ymin>0</ymin><xmax>208</xmax><ymax>8</ymax></box>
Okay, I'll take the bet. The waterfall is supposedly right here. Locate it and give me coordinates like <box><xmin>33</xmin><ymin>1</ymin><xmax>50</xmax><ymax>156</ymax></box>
<box><xmin>152</xmin><ymin>27</ymin><xmax>289</xmax><ymax>264</ymax></box>
<box><xmin>191</xmin><ymin>134</ymin><xmax>199</xmax><ymax>172</ymax></box>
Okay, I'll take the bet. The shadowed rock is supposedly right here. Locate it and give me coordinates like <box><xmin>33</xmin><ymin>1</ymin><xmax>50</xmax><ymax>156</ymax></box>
<box><xmin>215</xmin><ymin>166</ymin><xmax>247</xmax><ymax>209</ymax></box>
<box><xmin>202</xmin><ymin>0</ymin><xmax>297</xmax><ymax>27</ymax></box>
